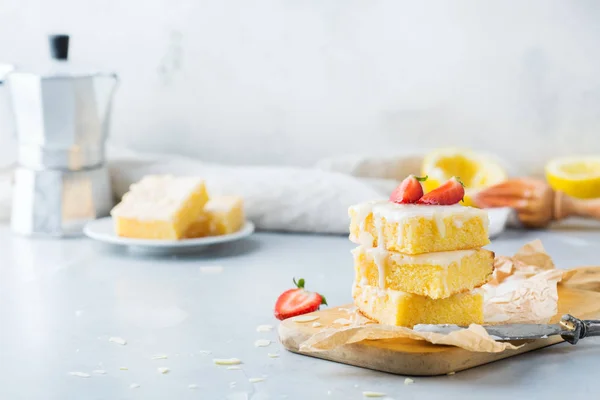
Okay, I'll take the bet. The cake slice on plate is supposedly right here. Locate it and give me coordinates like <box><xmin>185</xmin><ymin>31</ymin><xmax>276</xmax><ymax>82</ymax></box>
<box><xmin>111</xmin><ymin>175</ymin><xmax>208</xmax><ymax>240</ymax></box>
<box><xmin>186</xmin><ymin>195</ymin><xmax>245</xmax><ymax>238</ymax></box>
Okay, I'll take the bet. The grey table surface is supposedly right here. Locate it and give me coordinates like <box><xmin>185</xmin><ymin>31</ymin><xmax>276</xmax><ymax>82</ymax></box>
<box><xmin>1</xmin><ymin>223</ymin><xmax>600</xmax><ymax>400</ymax></box>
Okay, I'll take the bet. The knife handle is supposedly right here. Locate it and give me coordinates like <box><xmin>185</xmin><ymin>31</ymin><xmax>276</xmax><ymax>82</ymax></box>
<box><xmin>560</xmin><ymin>314</ymin><xmax>600</xmax><ymax>344</ymax></box>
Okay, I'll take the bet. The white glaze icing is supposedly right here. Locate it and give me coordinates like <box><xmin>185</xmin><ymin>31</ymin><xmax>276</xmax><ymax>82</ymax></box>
<box><xmin>352</xmin><ymin>200</ymin><xmax>378</xmax><ymax>230</ymax></box>
<box><xmin>111</xmin><ymin>175</ymin><xmax>205</xmax><ymax>221</ymax></box>
<box><xmin>373</xmin><ymin>212</ymin><xmax>385</xmax><ymax>248</ymax></box>
<box><xmin>370</xmin><ymin>248</ymin><xmax>388</xmax><ymax>289</ymax></box>
<box><xmin>355</xmin><ymin>246</ymin><xmax>475</xmax><ymax>267</ymax></box>
<box><xmin>357</xmin><ymin>231</ymin><xmax>374</xmax><ymax>247</ymax></box>
<box><xmin>349</xmin><ymin>201</ymin><xmax>489</xmax><ymax>239</ymax></box>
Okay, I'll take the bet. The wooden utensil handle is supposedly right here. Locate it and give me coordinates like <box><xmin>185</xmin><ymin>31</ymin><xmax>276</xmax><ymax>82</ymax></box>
<box><xmin>553</xmin><ymin>192</ymin><xmax>600</xmax><ymax>221</ymax></box>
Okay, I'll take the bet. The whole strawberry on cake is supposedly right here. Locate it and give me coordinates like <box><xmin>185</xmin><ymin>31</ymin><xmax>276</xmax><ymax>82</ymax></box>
<box><xmin>349</xmin><ymin>175</ymin><xmax>494</xmax><ymax>327</ymax></box>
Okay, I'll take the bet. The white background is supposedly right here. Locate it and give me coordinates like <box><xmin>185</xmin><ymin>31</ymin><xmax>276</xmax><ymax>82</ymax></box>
<box><xmin>1</xmin><ymin>0</ymin><xmax>599</xmax><ymax>175</ymax></box>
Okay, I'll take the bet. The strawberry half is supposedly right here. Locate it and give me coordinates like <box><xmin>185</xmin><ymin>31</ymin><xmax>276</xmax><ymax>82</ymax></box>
<box><xmin>274</xmin><ymin>278</ymin><xmax>327</xmax><ymax>320</ymax></box>
<box><xmin>417</xmin><ymin>176</ymin><xmax>465</xmax><ymax>205</ymax></box>
<box><xmin>389</xmin><ymin>175</ymin><xmax>428</xmax><ymax>204</ymax></box>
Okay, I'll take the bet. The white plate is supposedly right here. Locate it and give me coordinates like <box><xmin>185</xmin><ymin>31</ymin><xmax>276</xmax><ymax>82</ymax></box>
<box><xmin>83</xmin><ymin>217</ymin><xmax>255</xmax><ymax>250</ymax></box>
<box><xmin>487</xmin><ymin>207</ymin><xmax>514</xmax><ymax>239</ymax></box>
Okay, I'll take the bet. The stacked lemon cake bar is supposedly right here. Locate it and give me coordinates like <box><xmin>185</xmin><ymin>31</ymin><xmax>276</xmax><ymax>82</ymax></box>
<box><xmin>349</xmin><ymin>201</ymin><xmax>493</xmax><ymax>327</ymax></box>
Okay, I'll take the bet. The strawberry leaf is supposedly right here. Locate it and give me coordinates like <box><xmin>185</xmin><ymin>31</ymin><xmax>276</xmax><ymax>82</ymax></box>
<box><xmin>293</xmin><ymin>277</ymin><xmax>305</xmax><ymax>289</ymax></box>
<box><xmin>320</xmin><ymin>294</ymin><xmax>328</xmax><ymax>306</ymax></box>
<box><xmin>454</xmin><ymin>176</ymin><xmax>465</xmax><ymax>187</ymax></box>
<box><xmin>414</xmin><ymin>175</ymin><xmax>428</xmax><ymax>182</ymax></box>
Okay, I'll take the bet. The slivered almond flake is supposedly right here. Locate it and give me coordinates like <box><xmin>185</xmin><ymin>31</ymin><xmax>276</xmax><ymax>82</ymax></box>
<box><xmin>363</xmin><ymin>392</ymin><xmax>386</xmax><ymax>398</ymax></box>
<box><xmin>267</xmin><ymin>353</ymin><xmax>279</xmax><ymax>358</ymax></box>
<box><xmin>199</xmin><ymin>265</ymin><xmax>224</xmax><ymax>274</ymax></box>
<box><xmin>254</xmin><ymin>339</ymin><xmax>271</xmax><ymax>347</ymax></box>
<box><xmin>333</xmin><ymin>318</ymin><xmax>352</xmax><ymax>325</ymax></box>
<box><xmin>119</xmin><ymin>367</ymin><xmax>128</xmax><ymax>371</ymax></box>
<box><xmin>447</xmin><ymin>371</ymin><xmax>455</xmax><ymax>376</ymax></box>
<box><xmin>69</xmin><ymin>372</ymin><xmax>90</xmax><ymax>378</ymax></box>
<box><xmin>256</xmin><ymin>325</ymin><xmax>273</xmax><ymax>332</ymax></box>
<box><xmin>312</xmin><ymin>322</ymin><xmax>322</xmax><ymax>328</ymax></box>
<box><xmin>157</xmin><ymin>367</ymin><xmax>170</xmax><ymax>374</ymax></box>
<box><xmin>109</xmin><ymin>337</ymin><xmax>127</xmax><ymax>345</ymax></box>
<box><xmin>213</xmin><ymin>358</ymin><xmax>242</xmax><ymax>365</ymax></box>
<box><xmin>291</xmin><ymin>315</ymin><xmax>319</xmax><ymax>323</ymax></box>
<box><xmin>130</xmin><ymin>384</ymin><xmax>140</xmax><ymax>389</ymax></box>
<box><xmin>248</xmin><ymin>377</ymin><xmax>265</xmax><ymax>383</ymax></box>
<box><xmin>152</xmin><ymin>354</ymin><xmax>168</xmax><ymax>360</ymax></box>
<box><xmin>404</xmin><ymin>378</ymin><xmax>415</xmax><ymax>385</ymax></box>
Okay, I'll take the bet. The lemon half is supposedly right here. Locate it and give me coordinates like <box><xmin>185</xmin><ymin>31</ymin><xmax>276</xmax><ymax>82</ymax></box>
<box><xmin>546</xmin><ymin>156</ymin><xmax>600</xmax><ymax>199</ymax></box>
<box><xmin>421</xmin><ymin>148</ymin><xmax>508</xmax><ymax>206</ymax></box>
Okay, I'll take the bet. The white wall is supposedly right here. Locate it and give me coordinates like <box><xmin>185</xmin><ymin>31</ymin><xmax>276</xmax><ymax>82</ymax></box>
<box><xmin>1</xmin><ymin>0</ymin><xmax>600</xmax><ymax>174</ymax></box>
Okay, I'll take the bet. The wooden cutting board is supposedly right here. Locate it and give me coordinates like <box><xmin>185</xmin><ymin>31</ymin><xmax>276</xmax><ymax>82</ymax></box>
<box><xmin>279</xmin><ymin>267</ymin><xmax>600</xmax><ymax>376</ymax></box>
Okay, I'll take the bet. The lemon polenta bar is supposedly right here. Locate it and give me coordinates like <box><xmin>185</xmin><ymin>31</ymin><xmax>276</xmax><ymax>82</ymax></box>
<box><xmin>353</xmin><ymin>246</ymin><xmax>493</xmax><ymax>299</ymax></box>
<box><xmin>111</xmin><ymin>175</ymin><xmax>209</xmax><ymax>240</ymax></box>
<box><xmin>186</xmin><ymin>196</ymin><xmax>245</xmax><ymax>238</ymax></box>
<box><xmin>352</xmin><ymin>282</ymin><xmax>484</xmax><ymax>327</ymax></box>
<box><xmin>349</xmin><ymin>201</ymin><xmax>489</xmax><ymax>254</ymax></box>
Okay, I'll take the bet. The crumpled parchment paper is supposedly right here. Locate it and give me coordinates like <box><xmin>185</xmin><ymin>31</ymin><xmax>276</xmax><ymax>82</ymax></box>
<box><xmin>300</xmin><ymin>240</ymin><xmax>571</xmax><ymax>353</ymax></box>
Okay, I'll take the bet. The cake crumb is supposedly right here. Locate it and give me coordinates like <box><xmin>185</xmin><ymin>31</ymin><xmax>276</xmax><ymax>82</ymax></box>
<box><xmin>404</xmin><ymin>378</ymin><xmax>414</xmax><ymax>385</ymax></box>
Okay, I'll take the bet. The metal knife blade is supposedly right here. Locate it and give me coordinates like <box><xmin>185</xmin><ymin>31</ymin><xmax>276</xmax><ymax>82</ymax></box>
<box><xmin>413</xmin><ymin>323</ymin><xmax>565</xmax><ymax>341</ymax></box>
<box><xmin>414</xmin><ymin>315</ymin><xmax>600</xmax><ymax>344</ymax></box>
